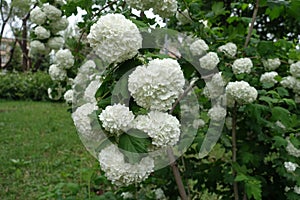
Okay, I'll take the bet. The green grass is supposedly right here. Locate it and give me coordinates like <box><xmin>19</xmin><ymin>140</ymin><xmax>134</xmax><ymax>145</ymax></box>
<box><xmin>0</xmin><ymin>101</ymin><xmax>100</xmax><ymax>200</ymax></box>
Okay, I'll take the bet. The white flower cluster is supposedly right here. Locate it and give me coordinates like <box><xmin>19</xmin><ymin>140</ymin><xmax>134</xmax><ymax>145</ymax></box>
<box><xmin>208</xmin><ymin>106</ymin><xmax>227</xmax><ymax>121</ymax></box>
<box><xmin>203</xmin><ymin>72</ymin><xmax>225</xmax><ymax>99</ymax></box>
<box><xmin>78</xmin><ymin>60</ymin><xmax>96</xmax><ymax>75</ymax></box>
<box><xmin>134</xmin><ymin>111</ymin><xmax>181</xmax><ymax>147</ymax></box>
<box><xmin>260</xmin><ymin>71</ymin><xmax>278</xmax><ymax>85</ymax></box>
<box><xmin>218</xmin><ymin>42</ymin><xmax>237</xmax><ymax>57</ymax></box>
<box><xmin>98</xmin><ymin>104</ymin><xmax>135</xmax><ymax>136</ymax></box>
<box><xmin>199</xmin><ymin>52</ymin><xmax>220</xmax><ymax>70</ymax></box>
<box><xmin>87</xmin><ymin>13</ymin><xmax>142</xmax><ymax>64</ymax></box>
<box><xmin>30</xmin><ymin>7</ymin><xmax>47</xmax><ymax>25</ymax></box>
<box><xmin>30</xmin><ymin>40</ymin><xmax>47</xmax><ymax>55</ymax></box>
<box><xmin>190</xmin><ymin>39</ymin><xmax>209</xmax><ymax>56</ymax></box>
<box><xmin>48</xmin><ymin>64</ymin><xmax>67</xmax><ymax>81</ymax></box>
<box><xmin>284</xmin><ymin>161</ymin><xmax>298</xmax><ymax>172</ymax></box>
<box><xmin>54</xmin><ymin>49</ymin><xmax>74</xmax><ymax>69</ymax></box>
<box><xmin>47</xmin><ymin>37</ymin><xmax>64</xmax><ymax>50</ymax></box>
<box><xmin>98</xmin><ymin>145</ymin><xmax>154</xmax><ymax>186</ymax></box>
<box><xmin>232</xmin><ymin>58</ymin><xmax>253</xmax><ymax>74</ymax></box>
<box><xmin>262</xmin><ymin>58</ymin><xmax>281</xmax><ymax>71</ymax></box>
<box><xmin>42</xmin><ymin>4</ymin><xmax>62</xmax><ymax>21</ymax></box>
<box><xmin>34</xmin><ymin>26</ymin><xmax>51</xmax><ymax>40</ymax></box>
<box><xmin>128</xmin><ymin>58</ymin><xmax>185</xmax><ymax>111</ymax></box>
<box><xmin>281</xmin><ymin>76</ymin><xmax>300</xmax><ymax>95</ymax></box>
<box><xmin>126</xmin><ymin>0</ymin><xmax>178</xmax><ymax>18</ymax></box>
<box><xmin>50</xmin><ymin>17</ymin><xmax>69</xmax><ymax>34</ymax></box>
<box><xmin>84</xmin><ymin>79</ymin><xmax>102</xmax><ymax>103</ymax></box>
<box><xmin>226</xmin><ymin>81</ymin><xmax>258</xmax><ymax>104</ymax></box>
<box><xmin>286</xmin><ymin>138</ymin><xmax>300</xmax><ymax>158</ymax></box>
<box><xmin>294</xmin><ymin>186</ymin><xmax>300</xmax><ymax>195</ymax></box>
<box><xmin>63</xmin><ymin>89</ymin><xmax>73</xmax><ymax>104</ymax></box>
<box><xmin>290</xmin><ymin>61</ymin><xmax>300</xmax><ymax>78</ymax></box>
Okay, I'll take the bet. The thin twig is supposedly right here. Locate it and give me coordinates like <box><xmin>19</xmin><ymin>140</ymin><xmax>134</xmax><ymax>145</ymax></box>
<box><xmin>244</xmin><ymin>0</ymin><xmax>260</xmax><ymax>48</ymax></box>
<box><xmin>232</xmin><ymin>102</ymin><xmax>239</xmax><ymax>200</ymax></box>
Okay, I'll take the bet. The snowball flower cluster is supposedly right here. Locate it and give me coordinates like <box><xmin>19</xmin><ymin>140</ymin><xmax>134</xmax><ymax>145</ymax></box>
<box><xmin>262</xmin><ymin>58</ymin><xmax>281</xmax><ymax>71</ymax></box>
<box><xmin>98</xmin><ymin>145</ymin><xmax>154</xmax><ymax>186</ymax></box>
<box><xmin>99</xmin><ymin>104</ymin><xmax>135</xmax><ymax>136</ymax></box>
<box><xmin>128</xmin><ymin>58</ymin><xmax>185</xmax><ymax>111</ymax></box>
<box><xmin>232</xmin><ymin>58</ymin><xmax>253</xmax><ymax>74</ymax></box>
<box><xmin>134</xmin><ymin>111</ymin><xmax>181</xmax><ymax>147</ymax></box>
<box><xmin>260</xmin><ymin>71</ymin><xmax>278</xmax><ymax>85</ymax></box>
<box><xmin>50</xmin><ymin>17</ymin><xmax>69</xmax><ymax>34</ymax></box>
<box><xmin>126</xmin><ymin>0</ymin><xmax>177</xmax><ymax>18</ymax></box>
<box><xmin>286</xmin><ymin>138</ymin><xmax>300</xmax><ymax>158</ymax></box>
<box><xmin>284</xmin><ymin>161</ymin><xmax>298</xmax><ymax>172</ymax></box>
<box><xmin>48</xmin><ymin>64</ymin><xmax>67</xmax><ymax>81</ymax></box>
<box><xmin>30</xmin><ymin>40</ymin><xmax>46</xmax><ymax>55</ymax></box>
<box><xmin>54</xmin><ymin>49</ymin><xmax>74</xmax><ymax>69</ymax></box>
<box><xmin>34</xmin><ymin>26</ymin><xmax>50</xmax><ymax>40</ymax></box>
<box><xmin>203</xmin><ymin>72</ymin><xmax>225</xmax><ymax>99</ymax></box>
<box><xmin>47</xmin><ymin>37</ymin><xmax>64</xmax><ymax>50</ymax></box>
<box><xmin>290</xmin><ymin>61</ymin><xmax>300</xmax><ymax>78</ymax></box>
<box><xmin>190</xmin><ymin>39</ymin><xmax>209</xmax><ymax>56</ymax></box>
<box><xmin>87</xmin><ymin>13</ymin><xmax>142</xmax><ymax>64</ymax></box>
<box><xmin>78</xmin><ymin>60</ymin><xmax>96</xmax><ymax>75</ymax></box>
<box><xmin>218</xmin><ymin>42</ymin><xmax>237</xmax><ymax>57</ymax></box>
<box><xmin>226</xmin><ymin>81</ymin><xmax>258</xmax><ymax>104</ymax></box>
<box><xmin>294</xmin><ymin>186</ymin><xmax>300</xmax><ymax>195</ymax></box>
<box><xmin>84</xmin><ymin>79</ymin><xmax>102</xmax><ymax>103</ymax></box>
<box><xmin>42</xmin><ymin>3</ymin><xmax>62</xmax><ymax>21</ymax></box>
<box><xmin>30</xmin><ymin>7</ymin><xmax>46</xmax><ymax>25</ymax></box>
<box><xmin>199</xmin><ymin>52</ymin><xmax>220</xmax><ymax>70</ymax></box>
<box><xmin>281</xmin><ymin>76</ymin><xmax>300</xmax><ymax>95</ymax></box>
<box><xmin>63</xmin><ymin>89</ymin><xmax>73</xmax><ymax>104</ymax></box>
<box><xmin>208</xmin><ymin>106</ymin><xmax>227</xmax><ymax>121</ymax></box>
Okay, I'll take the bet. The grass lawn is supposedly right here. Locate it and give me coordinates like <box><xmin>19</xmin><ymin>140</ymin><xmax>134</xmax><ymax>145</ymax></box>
<box><xmin>0</xmin><ymin>101</ymin><xmax>100</xmax><ymax>200</ymax></box>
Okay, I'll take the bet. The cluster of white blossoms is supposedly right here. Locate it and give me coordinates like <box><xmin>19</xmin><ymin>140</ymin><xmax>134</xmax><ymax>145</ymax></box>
<box><xmin>48</xmin><ymin>64</ymin><xmax>67</xmax><ymax>81</ymax></box>
<box><xmin>49</xmin><ymin>49</ymin><xmax>74</xmax><ymax>81</ymax></box>
<box><xmin>29</xmin><ymin>40</ymin><xmax>47</xmax><ymax>55</ymax></box>
<box><xmin>290</xmin><ymin>61</ymin><xmax>300</xmax><ymax>78</ymax></box>
<box><xmin>63</xmin><ymin>89</ymin><xmax>73</xmax><ymax>104</ymax></box>
<box><xmin>134</xmin><ymin>111</ymin><xmax>181</xmax><ymax>147</ymax></box>
<box><xmin>30</xmin><ymin>2</ymin><xmax>67</xmax><ymax>55</ymax></box>
<box><xmin>294</xmin><ymin>186</ymin><xmax>300</xmax><ymax>195</ymax></box>
<box><xmin>262</xmin><ymin>58</ymin><xmax>281</xmax><ymax>71</ymax></box>
<box><xmin>190</xmin><ymin>39</ymin><xmax>209</xmax><ymax>56</ymax></box>
<box><xmin>260</xmin><ymin>71</ymin><xmax>278</xmax><ymax>85</ymax></box>
<box><xmin>203</xmin><ymin>72</ymin><xmax>225</xmax><ymax>99</ymax></box>
<box><xmin>87</xmin><ymin>14</ymin><xmax>142</xmax><ymax>64</ymax></box>
<box><xmin>126</xmin><ymin>0</ymin><xmax>178</xmax><ymax>18</ymax></box>
<box><xmin>99</xmin><ymin>104</ymin><xmax>135</xmax><ymax>136</ymax></box>
<box><xmin>218</xmin><ymin>42</ymin><xmax>237</xmax><ymax>58</ymax></box>
<box><xmin>226</xmin><ymin>81</ymin><xmax>258</xmax><ymax>104</ymax></box>
<box><xmin>284</xmin><ymin>161</ymin><xmax>298</xmax><ymax>172</ymax></box>
<box><xmin>128</xmin><ymin>58</ymin><xmax>185</xmax><ymax>111</ymax></box>
<box><xmin>199</xmin><ymin>52</ymin><xmax>220</xmax><ymax>70</ymax></box>
<box><xmin>286</xmin><ymin>138</ymin><xmax>300</xmax><ymax>158</ymax></box>
<box><xmin>232</xmin><ymin>58</ymin><xmax>253</xmax><ymax>74</ymax></box>
<box><xmin>98</xmin><ymin>145</ymin><xmax>154</xmax><ymax>186</ymax></box>
<box><xmin>208</xmin><ymin>106</ymin><xmax>227</xmax><ymax>121</ymax></box>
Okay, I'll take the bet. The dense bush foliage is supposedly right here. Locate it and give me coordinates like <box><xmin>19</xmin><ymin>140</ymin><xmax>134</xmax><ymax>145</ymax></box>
<box><xmin>0</xmin><ymin>71</ymin><xmax>53</xmax><ymax>101</ymax></box>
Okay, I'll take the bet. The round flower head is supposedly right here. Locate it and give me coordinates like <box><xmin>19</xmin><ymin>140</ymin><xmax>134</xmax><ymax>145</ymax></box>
<box><xmin>99</xmin><ymin>104</ymin><xmax>135</xmax><ymax>136</ymax></box>
<box><xmin>226</xmin><ymin>81</ymin><xmax>258</xmax><ymax>104</ymax></box>
<box><xmin>284</xmin><ymin>161</ymin><xmax>298</xmax><ymax>172</ymax></box>
<box><xmin>78</xmin><ymin>60</ymin><xmax>96</xmax><ymax>76</ymax></box>
<box><xmin>63</xmin><ymin>89</ymin><xmax>73</xmax><ymax>104</ymax></box>
<box><xmin>199</xmin><ymin>52</ymin><xmax>220</xmax><ymax>70</ymax></box>
<box><xmin>30</xmin><ymin>7</ymin><xmax>46</xmax><ymax>25</ymax></box>
<box><xmin>126</xmin><ymin>0</ymin><xmax>177</xmax><ymax>18</ymax></box>
<box><xmin>134</xmin><ymin>111</ymin><xmax>181</xmax><ymax>147</ymax></box>
<box><xmin>232</xmin><ymin>58</ymin><xmax>253</xmax><ymax>74</ymax></box>
<box><xmin>42</xmin><ymin>4</ymin><xmax>62</xmax><ymax>21</ymax></box>
<box><xmin>218</xmin><ymin>42</ymin><xmax>237</xmax><ymax>57</ymax></box>
<box><xmin>98</xmin><ymin>145</ymin><xmax>154</xmax><ymax>186</ymax></box>
<box><xmin>87</xmin><ymin>13</ymin><xmax>142</xmax><ymax>64</ymax></box>
<box><xmin>203</xmin><ymin>72</ymin><xmax>225</xmax><ymax>99</ymax></box>
<box><xmin>260</xmin><ymin>71</ymin><xmax>278</xmax><ymax>85</ymax></box>
<box><xmin>190</xmin><ymin>39</ymin><xmax>209</xmax><ymax>56</ymax></box>
<box><xmin>54</xmin><ymin>49</ymin><xmax>74</xmax><ymax>69</ymax></box>
<box><xmin>286</xmin><ymin>138</ymin><xmax>300</xmax><ymax>158</ymax></box>
<box><xmin>128</xmin><ymin>58</ymin><xmax>185</xmax><ymax>111</ymax></box>
<box><xmin>208</xmin><ymin>106</ymin><xmax>226</xmax><ymax>121</ymax></box>
<box><xmin>280</xmin><ymin>76</ymin><xmax>297</xmax><ymax>89</ymax></box>
<box><xmin>262</xmin><ymin>58</ymin><xmax>281</xmax><ymax>71</ymax></box>
<box><xmin>34</xmin><ymin>26</ymin><xmax>50</xmax><ymax>40</ymax></box>
<box><xmin>30</xmin><ymin>40</ymin><xmax>46</xmax><ymax>55</ymax></box>
<box><xmin>47</xmin><ymin>37</ymin><xmax>64</xmax><ymax>50</ymax></box>
<box><xmin>290</xmin><ymin>61</ymin><xmax>300</xmax><ymax>78</ymax></box>
<box><xmin>48</xmin><ymin>64</ymin><xmax>67</xmax><ymax>81</ymax></box>
<box><xmin>49</xmin><ymin>17</ymin><xmax>69</xmax><ymax>34</ymax></box>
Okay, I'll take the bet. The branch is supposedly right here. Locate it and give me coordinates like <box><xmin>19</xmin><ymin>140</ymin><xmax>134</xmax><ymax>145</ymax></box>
<box><xmin>232</xmin><ymin>102</ymin><xmax>239</xmax><ymax>200</ymax></box>
<box><xmin>244</xmin><ymin>0</ymin><xmax>260</xmax><ymax>48</ymax></box>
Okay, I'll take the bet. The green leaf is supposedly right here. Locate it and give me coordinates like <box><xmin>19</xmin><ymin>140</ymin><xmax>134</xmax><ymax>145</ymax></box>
<box><xmin>235</xmin><ymin>174</ymin><xmax>249</xmax><ymax>182</ymax></box>
<box><xmin>273</xmin><ymin>136</ymin><xmax>287</xmax><ymax>148</ymax></box>
<box><xmin>245</xmin><ymin>179</ymin><xmax>262</xmax><ymax>200</ymax></box>
<box><xmin>212</xmin><ymin>2</ymin><xmax>227</xmax><ymax>16</ymax></box>
<box><xmin>118</xmin><ymin>130</ymin><xmax>151</xmax><ymax>164</ymax></box>
<box><xmin>271</xmin><ymin>106</ymin><xmax>291</xmax><ymax>126</ymax></box>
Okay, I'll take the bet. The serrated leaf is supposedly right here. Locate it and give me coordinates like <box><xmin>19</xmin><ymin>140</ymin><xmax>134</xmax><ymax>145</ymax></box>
<box><xmin>245</xmin><ymin>179</ymin><xmax>262</xmax><ymax>200</ymax></box>
<box><xmin>273</xmin><ymin>136</ymin><xmax>287</xmax><ymax>148</ymax></box>
<box><xmin>235</xmin><ymin>174</ymin><xmax>249</xmax><ymax>182</ymax></box>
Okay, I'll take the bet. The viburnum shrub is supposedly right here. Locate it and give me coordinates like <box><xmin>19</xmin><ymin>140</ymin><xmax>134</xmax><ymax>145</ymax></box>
<box><xmin>31</xmin><ymin>0</ymin><xmax>300</xmax><ymax>199</ymax></box>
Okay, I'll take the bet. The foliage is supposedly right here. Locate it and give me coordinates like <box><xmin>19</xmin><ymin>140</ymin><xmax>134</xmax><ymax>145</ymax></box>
<box><xmin>0</xmin><ymin>71</ymin><xmax>53</xmax><ymax>101</ymax></box>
